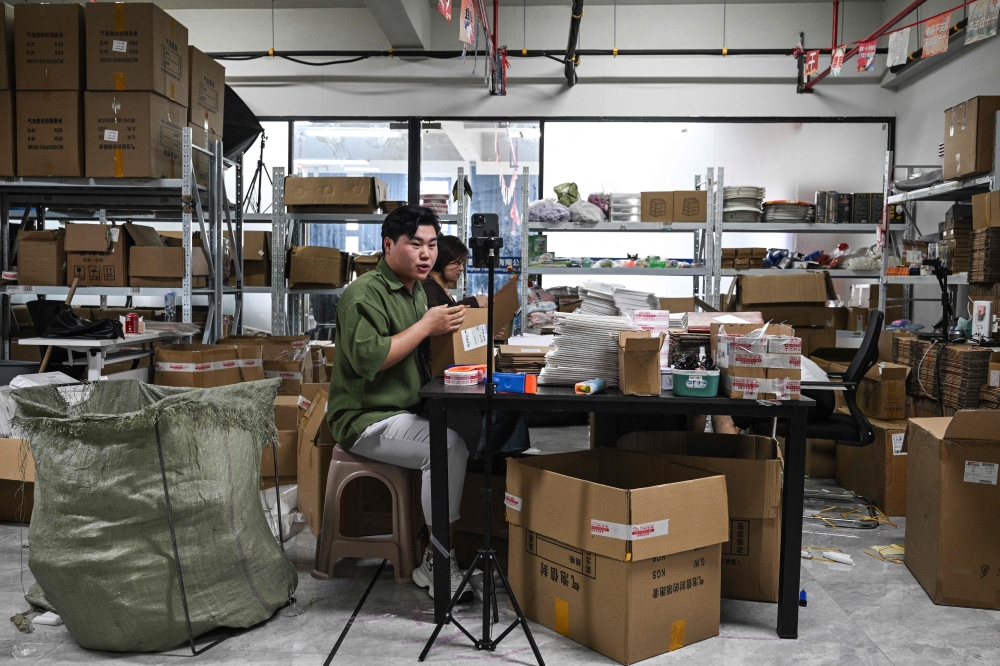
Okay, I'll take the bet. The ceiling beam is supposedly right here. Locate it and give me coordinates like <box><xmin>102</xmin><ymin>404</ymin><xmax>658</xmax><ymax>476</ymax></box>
<box><xmin>364</xmin><ymin>0</ymin><xmax>433</xmax><ymax>49</ymax></box>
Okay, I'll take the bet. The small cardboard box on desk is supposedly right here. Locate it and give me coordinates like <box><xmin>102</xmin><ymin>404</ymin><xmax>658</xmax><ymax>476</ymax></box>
<box><xmin>905</xmin><ymin>411</ymin><xmax>1000</xmax><ymax>609</ymax></box>
<box><xmin>617</xmin><ymin>331</ymin><xmax>666</xmax><ymax>396</ymax></box>
<box><xmin>615</xmin><ymin>430</ymin><xmax>782</xmax><ymax>603</ymax></box>
<box><xmin>430</xmin><ymin>278</ymin><xmax>520</xmax><ymax>377</ymax></box>
<box><xmin>506</xmin><ymin>448</ymin><xmax>729</xmax><ymax>664</ymax></box>
<box><xmin>0</xmin><ymin>438</ymin><xmax>33</xmax><ymax>523</ymax></box>
<box><xmin>297</xmin><ymin>385</ymin><xmax>336</xmax><ymax>537</ymax></box>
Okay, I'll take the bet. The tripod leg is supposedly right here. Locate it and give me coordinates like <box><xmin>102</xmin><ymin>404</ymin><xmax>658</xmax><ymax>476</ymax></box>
<box><xmin>419</xmin><ymin>552</ymin><xmax>483</xmax><ymax>662</ymax></box>
<box><xmin>493</xmin><ymin>558</ymin><xmax>546</xmax><ymax>666</ymax></box>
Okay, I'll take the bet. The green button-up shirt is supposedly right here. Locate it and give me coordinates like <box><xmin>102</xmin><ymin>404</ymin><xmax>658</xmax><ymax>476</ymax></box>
<box><xmin>327</xmin><ymin>259</ymin><xmax>429</xmax><ymax>449</ymax></box>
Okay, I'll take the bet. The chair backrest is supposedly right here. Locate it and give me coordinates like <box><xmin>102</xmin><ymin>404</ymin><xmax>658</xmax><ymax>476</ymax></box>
<box><xmin>839</xmin><ymin>310</ymin><xmax>885</xmax><ymax>447</ymax></box>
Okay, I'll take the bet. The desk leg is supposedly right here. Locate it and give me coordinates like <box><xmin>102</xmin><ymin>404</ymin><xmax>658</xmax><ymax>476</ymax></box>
<box><xmin>777</xmin><ymin>410</ymin><xmax>807</xmax><ymax>639</ymax></box>
<box><xmin>87</xmin><ymin>350</ymin><xmax>102</xmax><ymax>381</ymax></box>
<box><xmin>428</xmin><ymin>399</ymin><xmax>451</xmax><ymax>623</ymax></box>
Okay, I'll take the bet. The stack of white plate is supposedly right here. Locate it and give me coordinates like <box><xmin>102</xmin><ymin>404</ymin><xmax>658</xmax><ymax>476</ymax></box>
<box><xmin>538</xmin><ymin>312</ymin><xmax>635</xmax><ymax>386</ymax></box>
<box><xmin>723</xmin><ymin>186</ymin><xmax>765</xmax><ymax>222</ymax></box>
<box><xmin>762</xmin><ymin>200</ymin><xmax>816</xmax><ymax>223</ymax></box>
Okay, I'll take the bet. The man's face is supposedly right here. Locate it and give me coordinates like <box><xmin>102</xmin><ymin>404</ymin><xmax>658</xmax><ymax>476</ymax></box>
<box><xmin>384</xmin><ymin>225</ymin><xmax>438</xmax><ymax>285</ymax></box>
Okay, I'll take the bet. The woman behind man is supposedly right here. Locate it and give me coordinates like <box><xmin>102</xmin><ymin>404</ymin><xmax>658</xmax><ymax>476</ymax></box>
<box><xmin>423</xmin><ymin>234</ymin><xmax>488</xmax><ymax>309</ymax></box>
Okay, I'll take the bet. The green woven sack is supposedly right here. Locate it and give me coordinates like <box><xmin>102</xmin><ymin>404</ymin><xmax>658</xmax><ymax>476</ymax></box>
<box><xmin>553</xmin><ymin>182</ymin><xmax>580</xmax><ymax>207</ymax></box>
<box><xmin>12</xmin><ymin>379</ymin><xmax>297</xmax><ymax>653</ymax></box>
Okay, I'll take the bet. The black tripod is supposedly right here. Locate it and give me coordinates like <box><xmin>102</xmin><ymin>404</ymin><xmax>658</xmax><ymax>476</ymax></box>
<box><xmin>419</xmin><ymin>234</ymin><xmax>544</xmax><ymax>666</ymax></box>
<box><xmin>243</xmin><ymin>132</ymin><xmax>271</xmax><ymax>214</ymax></box>
<box><xmin>922</xmin><ymin>258</ymin><xmax>961</xmax><ymax>343</ymax></box>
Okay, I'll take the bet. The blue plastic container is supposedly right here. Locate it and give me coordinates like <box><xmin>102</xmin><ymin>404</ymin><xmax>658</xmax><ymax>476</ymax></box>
<box><xmin>671</xmin><ymin>369</ymin><xmax>720</xmax><ymax>397</ymax></box>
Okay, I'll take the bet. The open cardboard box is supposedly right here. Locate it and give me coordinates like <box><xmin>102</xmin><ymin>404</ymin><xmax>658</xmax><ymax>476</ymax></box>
<box><xmin>0</xmin><ymin>438</ymin><xmax>33</xmax><ymax>523</ymax></box>
<box><xmin>430</xmin><ymin>277</ymin><xmax>519</xmax><ymax>376</ymax></box>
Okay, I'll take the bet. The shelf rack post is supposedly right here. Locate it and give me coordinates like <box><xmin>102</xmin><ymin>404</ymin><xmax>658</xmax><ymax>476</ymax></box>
<box><xmin>181</xmin><ymin>127</ymin><xmax>194</xmax><ymax>325</ymax></box>
<box><xmin>456</xmin><ymin>167</ymin><xmax>466</xmax><ymax>298</ymax></box>
<box><xmin>211</xmin><ymin>138</ymin><xmax>225</xmax><ymax>343</ymax></box>
<box><xmin>520</xmin><ymin>166</ymin><xmax>530</xmax><ymax>333</ymax></box>
<box><xmin>1</xmin><ymin>190</ymin><xmax>8</xmax><ymax>360</ymax></box>
<box><xmin>879</xmin><ymin>148</ymin><xmax>894</xmax><ymax>314</ymax></box>
<box><xmin>271</xmin><ymin>167</ymin><xmax>286</xmax><ymax>334</ymax></box>
<box><xmin>234</xmin><ymin>156</ymin><xmax>245</xmax><ymax>334</ymax></box>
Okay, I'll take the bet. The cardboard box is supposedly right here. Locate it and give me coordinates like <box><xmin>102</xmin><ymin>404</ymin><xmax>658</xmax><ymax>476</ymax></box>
<box><xmin>905</xmin><ymin>411</ymin><xmax>1000</xmax><ymax>609</ymax></box>
<box><xmin>658</xmin><ymin>297</ymin><xmax>695</xmax><ymax>313</ymax></box>
<box><xmin>274</xmin><ymin>395</ymin><xmax>301</xmax><ymax>431</ymax></box>
<box><xmin>15</xmin><ymin>90</ymin><xmax>83</xmax><ymax>176</ymax></box>
<box><xmin>65</xmin><ymin>222</ymin><xmax>161</xmax><ymax>287</ymax></box>
<box><xmin>616</xmin><ymin>331</ymin><xmax>665</xmax><ymax>396</ymax></box>
<box><xmin>0</xmin><ymin>4</ymin><xmax>12</xmax><ymax>90</ymax></box>
<box><xmin>263</xmin><ymin>345</ymin><xmax>310</xmax><ymax>396</ymax></box>
<box><xmin>236</xmin><ymin>345</ymin><xmax>264</xmax><ymax>382</ymax></box>
<box><xmin>857</xmin><ymin>362</ymin><xmax>909</xmax><ymax>421</ymax></box>
<box><xmin>0</xmin><ymin>437</ymin><xmax>33</xmax><ymax>523</ymax></box>
<box><xmin>353</xmin><ymin>254</ymin><xmax>380</xmax><ymax>278</ymax></box>
<box><xmin>943</xmin><ymin>97</ymin><xmax>1000</xmax><ymax>181</ymax></box>
<box><xmin>616</xmin><ymin>431</ymin><xmax>782</xmax><ymax>603</ymax></box>
<box><xmin>0</xmin><ymin>90</ymin><xmax>12</xmax><ymax>176</ymax></box>
<box><xmin>640</xmin><ymin>191</ymin><xmax>673</xmax><ymax>223</ymax></box>
<box><xmin>990</xmin><ymin>351</ymin><xmax>1000</xmax><ymax>388</ymax></box>
<box><xmin>972</xmin><ymin>191</ymin><xmax>1000</xmax><ymax>230</ymax></box>
<box><xmin>298</xmin><ymin>386</ymin><xmax>336</xmax><ymax>537</ymax></box>
<box><xmin>129</xmin><ymin>243</ymin><xmax>209</xmax><ymax>288</ymax></box>
<box><xmin>85</xmin><ymin>2</ymin><xmax>189</xmax><ymax>105</ymax></box>
<box><xmin>261</xmin><ymin>429</ymin><xmax>297</xmax><ymax>479</ymax></box>
<box><xmin>721</xmin><ymin>248</ymin><xmax>738</xmax><ymax>259</ymax></box>
<box><xmin>187</xmin><ymin>46</ymin><xmax>224</xmax><ymax>136</ymax></box>
<box><xmin>430</xmin><ymin>278</ymin><xmax>520</xmax><ymax>376</ymax></box>
<box><xmin>733</xmin><ymin>258</ymin><xmax>750</xmax><ymax>270</ymax></box>
<box><xmin>153</xmin><ymin>344</ymin><xmax>242</xmax><ymax>388</ymax></box>
<box><xmin>672</xmin><ymin>190</ymin><xmax>707</xmax><ymax>223</ymax></box>
<box><xmin>836</xmin><ymin>418</ymin><xmax>908</xmax><ymax>516</ymax></box>
<box><xmin>242</xmin><ymin>230</ymin><xmax>271</xmax><ymax>287</ymax></box>
<box><xmin>288</xmin><ymin>245</ymin><xmax>347</xmax><ymax>288</ymax></box>
<box><xmin>17</xmin><ymin>229</ymin><xmax>65</xmax><ymax>286</ymax></box>
<box><xmin>727</xmin><ymin>272</ymin><xmax>835</xmax><ymax>308</ymax></box>
<box><xmin>506</xmin><ymin>449</ymin><xmax>728</xmax><ymax>663</ymax></box>
<box><xmin>805</xmin><ymin>439</ymin><xmax>836</xmax><ymax>478</ymax></box>
<box><xmin>14</xmin><ymin>3</ymin><xmax>84</xmax><ymax>91</ymax></box>
<box><xmin>84</xmin><ymin>91</ymin><xmax>185</xmax><ymax>179</ymax></box>
<box><xmin>284</xmin><ymin>176</ymin><xmax>387</xmax><ymax>213</ymax></box>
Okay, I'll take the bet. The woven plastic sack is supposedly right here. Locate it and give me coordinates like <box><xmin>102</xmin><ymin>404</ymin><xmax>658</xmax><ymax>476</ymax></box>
<box><xmin>569</xmin><ymin>200</ymin><xmax>605</xmax><ymax>224</ymax></box>
<box><xmin>12</xmin><ymin>379</ymin><xmax>297</xmax><ymax>653</ymax></box>
<box><xmin>553</xmin><ymin>182</ymin><xmax>580</xmax><ymax>207</ymax></box>
<box><xmin>528</xmin><ymin>199</ymin><xmax>571</xmax><ymax>223</ymax></box>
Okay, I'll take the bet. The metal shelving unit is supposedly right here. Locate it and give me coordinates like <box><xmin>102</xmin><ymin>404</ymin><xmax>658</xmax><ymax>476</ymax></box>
<box><xmin>531</xmin><ymin>266</ymin><xmax>707</xmax><ymax>277</ymax></box>
<box><xmin>0</xmin><ymin>128</ymin><xmax>243</xmax><ymax>358</ymax></box>
<box><xmin>720</xmin><ymin>268</ymin><xmax>882</xmax><ymax>280</ymax></box>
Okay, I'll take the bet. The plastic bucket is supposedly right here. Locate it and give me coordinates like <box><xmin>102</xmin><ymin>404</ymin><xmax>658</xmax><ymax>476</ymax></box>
<box><xmin>671</xmin><ymin>369</ymin><xmax>720</xmax><ymax>397</ymax></box>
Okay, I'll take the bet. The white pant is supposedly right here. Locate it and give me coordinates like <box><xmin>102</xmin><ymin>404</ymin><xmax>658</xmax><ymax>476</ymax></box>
<box><xmin>350</xmin><ymin>410</ymin><xmax>481</xmax><ymax>525</ymax></box>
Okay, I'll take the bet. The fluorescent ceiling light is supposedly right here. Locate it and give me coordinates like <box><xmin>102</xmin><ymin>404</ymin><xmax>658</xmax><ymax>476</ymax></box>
<box><xmin>344</xmin><ymin>166</ymin><xmax>380</xmax><ymax>172</ymax></box>
<box><xmin>295</xmin><ymin>159</ymin><xmax>371</xmax><ymax>166</ymax></box>
<box><xmin>302</xmin><ymin>127</ymin><xmax>401</xmax><ymax>139</ymax></box>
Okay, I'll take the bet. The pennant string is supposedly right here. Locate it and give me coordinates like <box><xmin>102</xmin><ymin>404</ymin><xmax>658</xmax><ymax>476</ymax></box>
<box><xmin>830</xmin><ymin>0</ymin><xmax>980</xmax><ymax>51</ymax></box>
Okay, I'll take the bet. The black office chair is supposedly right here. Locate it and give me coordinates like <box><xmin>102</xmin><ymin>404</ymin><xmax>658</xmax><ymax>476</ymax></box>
<box><xmin>749</xmin><ymin>310</ymin><xmax>884</xmax><ymax>447</ymax></box>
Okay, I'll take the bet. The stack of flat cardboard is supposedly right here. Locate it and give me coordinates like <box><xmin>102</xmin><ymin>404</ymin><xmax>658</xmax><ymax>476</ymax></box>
<box><xmin>937</xmin><ymin>345</ymin><xmax>994</xmax><ymax>410</ymax></box>
<box><xmin>667</xmin><ymin>331</ymin><xmax>710</xmax><ymax>367</ymax></box>
<box><xmin>496</xmin><ymin>345</ymin><xmax>552</xmax><ymax>374</ymax></box>
<box><xmin>970</xmin><ymin>228</ymin><xmax>1000</xmax><ymax>282</ymax></box>
<box><xmin>979</xmin><ymin>386</ymin><xmax>1000</xmax><ymax>410</ymax></box>
<box><xmin>896</xmin><ymin>337</ymin><xmax>935</xmax><ymax>399</ymax></box>
<box><xmin>941</xmin><ymin>218</ymin><xmax>973</xmax><ymax>272</ymax></box>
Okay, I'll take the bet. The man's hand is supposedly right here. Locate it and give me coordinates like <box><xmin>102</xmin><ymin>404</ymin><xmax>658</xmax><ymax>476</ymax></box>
<box><xmin>476</xmin><ymin>295</ymin><xmax>489</xmax><ymax>308</ymax></box>
<box><xmin>422</xmin><ymin>304</ymin><xmax>466</xmax><ymax>336</ymax></box>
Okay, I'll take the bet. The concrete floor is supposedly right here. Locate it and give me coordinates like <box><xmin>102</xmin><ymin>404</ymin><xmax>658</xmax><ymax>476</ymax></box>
<box><xmin>3</xmin><ymin>425</ymin><xmax>999</xmax><ymax>665</ymax></box>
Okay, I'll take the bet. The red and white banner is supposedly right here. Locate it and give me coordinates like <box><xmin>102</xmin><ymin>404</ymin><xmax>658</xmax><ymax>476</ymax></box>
<box><xmin>804</xmin><ymin>50</ymin><xmax>820</xmax><ymax>76</ymax></box>
<box><xmin>831</xmin><ymin>48</ymin><xmax>845</xmax><ymax>76</ymax></box>
<box><xmin>438</xmin><ymin>0</ymin><xmax>452</xmax><ymax>21</ymax></box>
<box><xmin>857</xmin><ymin>40</ymin><xmax>877</xmax><ymax>71</ymax></box>
<box><xmin>459</xmin><ymin>0</ymin><xmax>475</xmax><ymax>44</ymax></box>
<box><xmin>922</xmin><ymin>12</ymin><xmax>951</xmax><ymax>58</ymax></box>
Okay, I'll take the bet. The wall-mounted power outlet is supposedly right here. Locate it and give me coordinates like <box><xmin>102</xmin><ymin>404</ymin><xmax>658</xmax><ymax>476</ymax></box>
<box><xmin>972</xmin><ymin>300</ymin><xmax>993</xmax><ymax>340</ymax></box>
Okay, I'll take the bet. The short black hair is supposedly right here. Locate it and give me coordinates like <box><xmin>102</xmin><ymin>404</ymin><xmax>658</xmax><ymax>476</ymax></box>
<box><xmin>432</xmin><ymin>235</ymin><xmax>469</xmax><ymax>273</ymax></box>
<box><xmin>382</xmin><ymin>205</ymin><xmax>441</xmax><ymax>247</ymax></box>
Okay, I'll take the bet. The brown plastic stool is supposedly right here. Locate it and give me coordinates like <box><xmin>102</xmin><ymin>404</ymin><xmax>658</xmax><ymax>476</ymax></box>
<box><xmin>312</xmin><ymin>446</ymin><xmax>423</xmax><ymax>583</ymax></box>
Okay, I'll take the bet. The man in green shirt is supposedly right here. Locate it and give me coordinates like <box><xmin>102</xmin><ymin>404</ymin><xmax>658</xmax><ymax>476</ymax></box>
<box><xmin>328</xmin><ymin>205</ymin><xmax>481</xmax><ymax>601</ymax></box>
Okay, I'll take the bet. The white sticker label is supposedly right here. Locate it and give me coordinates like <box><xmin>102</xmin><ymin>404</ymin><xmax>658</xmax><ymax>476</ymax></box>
<box><xmin>590</xmin><ymin>518</ymin><xmax>669</xmax><ymax>541</ymax></box>
<box><xmin>991</xmin><ymin>369</ymin><xmax>1000</xmax><ymax>388</ymax></box>
<box><xmin>297</xmin><ymin>395</ymin><xmax>312</xmax><ymax>410</ymax></box>
<box><xmin>892</xmin><ymin>433</ymin><xmax>905</xmax><ymax>455</ymax></box>
<box><xmin>112</xmin><ymin>39</ymin><xmax>128</xmax><ymax>53</ymax></box>
<box><xmin>6</xmin><ymin>285</ymin><xmax>32</xmax><ymax>294</ymax></box>
<box><xmin>258</xmin><ymin>249</ymin><xmax>266</xmax><ymax>257</ymax></box>
<box><xmin>964</xmin><ymin>461</ymin><xmax>998</xmax><ymax>485</ymax></box>
<box><xmin>461</xmin><ymin>324</ymin><xmax>488</xmax><ymax>352</ymax></box>
<box><xmin>503</xmin><ymin>493</ymin><xmax>522</xmax><ymax>511</ymax></box>
<box><xmin>521</xmin><ymin>348</ymin><xmax>541</xmax><ymax>353</ymax></box>
<box><xmin>127</xmin><ymin>286</ymin><xmax>142</xmax><ymax>295</ymax></box>
<box><xmin>108</xmin><ymin>227</ymin><xmax>121</xmax><ymax>243</ymax></box>
<box><xmin>103</xmin><ymin>129</ymin><xmax>119</xmax><ymax>142</ymax></box>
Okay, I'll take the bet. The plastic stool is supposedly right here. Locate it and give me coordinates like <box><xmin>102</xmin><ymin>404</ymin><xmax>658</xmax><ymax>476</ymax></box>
<box><xmin>312</xmin><ymin>446</ymin><xmax>423</xmax><ymax>583</ymax></box>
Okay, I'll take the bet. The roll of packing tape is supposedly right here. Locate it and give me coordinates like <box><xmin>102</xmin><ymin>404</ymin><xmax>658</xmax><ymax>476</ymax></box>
<box><xmin>444</xmin><ymin>368</ymin><xmax>480</xmax><ymax>386</ymax></box>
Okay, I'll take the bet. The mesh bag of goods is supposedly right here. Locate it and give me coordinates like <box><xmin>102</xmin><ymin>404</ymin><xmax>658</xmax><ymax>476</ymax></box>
<box><xmin>11</xmin><ymin>379</ymin><xmax>297</xmax><ymax>652</ymax></box>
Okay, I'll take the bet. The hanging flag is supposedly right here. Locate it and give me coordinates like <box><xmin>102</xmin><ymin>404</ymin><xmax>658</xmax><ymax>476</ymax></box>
<box><xmin>804</xmin><ymin>50</ymin><xmax>819</xmax><ymax>76</ymax></box>
<box><xmin>857</xmin><ymin>40</ymin><xmax>877</xmax><ymax>71</ymax></box>
<box><xmin>438</xmin><ymin>0</ymin><xmax>452</xmax><ymax>22</ymax></box>
<box><xmin>922</xmin><ymin>12</ymin><xmax>951</xmax><ymax>58</ymax></box>
<box><xmin>887</xmin><ymin>27</ymin><xmax>911</xmax><ymax>67</ymax></box>
<box><xmin>510</xmin><ymin>200</ymin><xmax>521</xmax><ymax>228</ymax></box>
<box><xmin>966</xmin><ymin>0</ymin><xmax>999</xmax><ymax>45</ymax></box>
<box><xmin>831</xmin><ymin>48</ymin><xmax>844</xmax><ymax>76</ymax></box>
<box><xmin>459</xmin><ymin>0</ymin><xmax>475</xmax><ymax>44</ymax></box>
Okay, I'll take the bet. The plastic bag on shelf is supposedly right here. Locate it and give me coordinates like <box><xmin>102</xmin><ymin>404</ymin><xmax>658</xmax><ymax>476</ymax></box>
<box><xmin>553</xmin><ymin>182</ymin><xmax>580</xmax><ymax>207</ymax></box>
<box><xmin>569</xmin><ymin>200</ymin><xmax>605</xmax><ymax>224</ymax></box>
<box><xmin>587</xmin><ymin>193</ymin><xmax>610</xmax><ymax>215</ymax></box>
<box><xmin>528</xmin><ymin>199</ymin><xmax>571</xmax><ymax>223</ymax></box>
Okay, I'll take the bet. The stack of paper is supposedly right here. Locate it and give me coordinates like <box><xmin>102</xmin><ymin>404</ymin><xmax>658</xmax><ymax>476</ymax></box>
<box><xmin>669</xmin><ymin>312</ymin><xmax>688</xmax><ymax>330</ymax></box>
<box><xmin>762</xmin><ymin>200</ymin><xmax>815</xmax><ymax>223</ymax></box>
<box><xmin>579</xmin><ymin>281</ymin><xmax>621</xmax><ymax>316</ymax></box>
<box><xmin>538</xmin><ymin>312</ymin><xmax>634</xmax><ymax>386</ymax></box>
<box><xmin>613</xmin><ymin>288</ymin><xmax>659</xmax><ymax>316</ymax></box>
<box><xmin>723</xmin><ymin>186</ymin><xmax>765</xmax><ymax>222</ymax></box>
<box><xmin>496</xmin><ymin>345</ymin><xmax>554</xmax><ymax>374</ymax></box>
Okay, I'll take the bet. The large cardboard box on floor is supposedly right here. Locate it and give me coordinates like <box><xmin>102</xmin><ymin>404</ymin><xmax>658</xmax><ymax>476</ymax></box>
<box><xmin>65</xmin><ymin>222</ymin><xmax>161</xmax><ymax>287</ymax></box>
<box><xmin>942</xmin><ymin>96</ymin><xmax>1000</xmax><ymax>181</ymax></box>
<box><xmin>16</xmin><ymin>90</ymin><xmax>83</xmax><ymax>177</ymax></box>
<box><xmin>615</xmin><ymin>431</ymin><xmax>782</xmax><ymax>603</ymax></box>
<box><xmin>85</xmin><ymin>2</ymin><xmax>189</xmax><ymax>105</ymax></box>
<box><xmin>14</xmin><ymin>3</ymin><xmax>84</xmax><ymax>91</ymax></box>
<box><xmin>287</xmin><ymin>245</ymin><xmax>349</xmax><ymax>288</ymax></box>
<box><xmin>836</xmin><ymin>418</ymin><xmax>908</xmax><ymax>516</ymax></box>
<box><xmin>84</xmin><ymin>91</ymin><xmax>185</xmax><ymax>179</ymax></box>
<box><xmin>905</xmin><ymin>411</ymin><xmax>1000</xmax><ymax>609</ymax></box>
<box><xmin>505</xmin><ymin>449</ymin><xmax>729</xmax><ymax>663</ymax></box>
<box><xmin>298</xmin><ymin>385</ymin><xmax>336</xmax><ymax>537</ymax></box>
<box><xmin>187</xmin><ymin>46</ymin><xmax>224</xmax><ymax>136</ymax></box>
<box><xmin>261</xmin><ymin>429</ymin><xmax>297</xmax><ymax>480</ymax></box>
<box><xmin>153</xmin><ymin>344</ymin><xmax>241</xmax><ymax>388</ymax></box>
<box><xmin>17</xmin><ymin>229</ymin><xmax>65</xmax><ymax>286</ymax></box>
<box><xmin>430</xmin><ymin>277</ymin><xmax>520</xmax><ymax>376</ymax></box>
<box><xmin>0</xmin><ymin>90</ymin><xmax>14</xmax><ymax>176</ymax></box>
<box><xmin>0</xmin><ymin>437</ymin><xmax>33</xmax><ymax>523</ymax></box>
<box><xmin>617</xmin><ymin>331</ymin><xmax>665</xmax><ymax>396</ymax></box>
<box><xmin>284</xmin><ymin>176</ymin><xmax>387</xmax><ymax>214</ymax></box>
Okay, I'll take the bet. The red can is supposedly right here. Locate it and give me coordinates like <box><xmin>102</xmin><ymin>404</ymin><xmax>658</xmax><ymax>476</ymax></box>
<box><xmin>125</xmin><ymin>312</ymin><xmax>139</xmax><ymax>335</ymax></box>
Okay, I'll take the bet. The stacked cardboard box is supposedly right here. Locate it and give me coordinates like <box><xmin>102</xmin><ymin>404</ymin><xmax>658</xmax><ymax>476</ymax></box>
<box><xmin>720</xmin><ymin>247</ymin><xmax>767</xmax><ymax>270</ymax></box>
<box><xmin>836</xmin><ymin>418</ymin><xmax>909</xmax><ymax>516</ymax></box>
<box><xmin>284</xmin><ymin>176</ymin><xmax>387</xmax><ymax>214</ymax></box>
<box><xmin>64</xmin><ymin>222</ymin><xmax>162</xmax><ymax>287</ymax></box>
<box><xmin>288</xmin><ymin>246</ymin><xmax>351</xmax><ymax>289</ymax></box>
<box><xmin>266</xmin><ymin>393</ymin><xmax>299</xmax><ymax>484</ymax></box>
<box><xmin>857</xmin><ymin>362</ymin><xmax>909</xmax><ymax>421</ymax></box>
<box><xmin>17</xmin><ymin>229</ymin><xmax>66</xmax><ymax>286</ymax></box>
<box><xmin>897</xmin><ymin>339</ymin><xmax>993</xmax><ymax>410</ymax></box>
<box><xmin>226</xmin><ymin>230</ymin><xmax>271</xmax><ymax>287</ymax></box>
<box><xmin>712</xmin><ymin>322</ymin><xmax>801</xmax><ymax>401</ymax></box>
<box><xmin>153</xmin><ymin>343</ymin><xmax>242</xmax><ymax>388</ymax></box>
<box><xmin>220</xmin><ymin>334</ymin><xmax>312</xmax><ymax>395</ymax></box>
<box><xmin>640</xmin><ymin>190</ymin><xmax>708</xmax><ymax>223</ymax></box>
<box><xmin>506</xmin><ymin>448</ymin><xmax>729</xmax><ymax>663</ymax></box>
<box><xmin>297</xmin><ymin>384</ymin><xmax>336</xmax><ymax>536</ymax></box>
<box><xmin>980</xmin><ymin>386</ymin><xmax>1000</xmax><ymax>410</ymax></box>
<box><xmin>942</xmin><ymin>96</ymin><xmax>1000</xmax><ymax>181</ymax></box>
<box><xmin>906</xmin><ymin>411</ymin><xmax>1000</xmax><ymax>609</ymax></box>
<box><xmin>972</xmin><ymin>190</ymin><xmax>1000</xmax><ymax>230</ymax></box>
<box><xmin>0</xmin><ymin>5</ymin><xmax>12</xmax><ymax>176</ymax></box>
<box><xmin>14</xmin><ymin>3</ymin><xmax>85</xmax><ymax>176</ymax></box>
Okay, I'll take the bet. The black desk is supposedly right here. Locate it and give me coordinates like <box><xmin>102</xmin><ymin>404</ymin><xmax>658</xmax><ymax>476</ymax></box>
<box><xmin>419</xmin><ymin>379</ymin><xmax>813</xmax><ymax>639</ymax></box>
